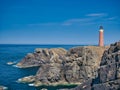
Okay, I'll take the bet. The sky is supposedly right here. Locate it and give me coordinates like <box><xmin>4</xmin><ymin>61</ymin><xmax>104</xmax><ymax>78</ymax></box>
<box><xmin>0</xmin><ymin>0</ymin><xmax>120</xmax><ymax>45</ymax></box>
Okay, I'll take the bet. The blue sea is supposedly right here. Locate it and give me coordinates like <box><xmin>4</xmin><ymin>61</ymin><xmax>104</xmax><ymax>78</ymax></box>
<box><xmin>0</xmin><ymin>44</ymin><xmax>82</xmax><ymax>90</ymax></box>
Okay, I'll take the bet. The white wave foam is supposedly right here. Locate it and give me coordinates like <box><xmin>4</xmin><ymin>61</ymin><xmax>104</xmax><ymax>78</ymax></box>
<box><xmin>28</xmin><ymin>83</ymin><xmax>34</xmax><ymax>86</ymax></box>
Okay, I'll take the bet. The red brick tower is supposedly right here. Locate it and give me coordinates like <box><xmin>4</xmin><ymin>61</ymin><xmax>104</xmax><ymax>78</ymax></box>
<box><xmin>99</xmin><ymin>26</ymin><xmax>104</xmax><ymax>46</ymax></box>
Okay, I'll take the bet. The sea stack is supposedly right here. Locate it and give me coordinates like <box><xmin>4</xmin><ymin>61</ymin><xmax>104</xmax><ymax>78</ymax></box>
<box><xmin>99</xmin><ymin>26</ymin><xmax>104</xmax><ymax>46</ymax></box>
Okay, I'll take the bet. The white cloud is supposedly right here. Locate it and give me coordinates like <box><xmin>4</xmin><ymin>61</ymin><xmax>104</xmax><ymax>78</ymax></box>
<box><xmin>66</xmin><ymin>18</ymin><xmax>92</xmax><ymax>22</ymax></box>
<box><xmin>26</xmin><ymin>14</ymin><xmax>119</xmax><ymax>27</ymax></box>
<box><xmin>62</xmin><ymin>13</ymin><xmax>107</xmax><ymax>26</ymax></box>
<box><xmin>86</xmin><ymin>13</ymin><xmax>107</xmax><ymax>17</ymax></box>
<box><xmin>62</xmin><ymin>18</ymin><xmax>94</xmax><ymax>26</ymax></box>
<box><xmin>107</xmin><ymin>17</ymin><xmax>117</xmax><ymax>20</ymax></box>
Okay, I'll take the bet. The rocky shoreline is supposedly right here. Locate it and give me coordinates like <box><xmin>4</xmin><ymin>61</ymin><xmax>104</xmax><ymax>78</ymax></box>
<box><xmin>16</xmin><ymin>45</ymin><xmax>108</xmax><ymax>87</ymax></box>
<box><xmin>16</xmin><ymin>41</ymin><xmax>120</xmax><ymax>90</ymax></box>
<box><xmin>18</xmin><ymin>75</ymin><xmax>80</xmax><ymax>87</ymax></box>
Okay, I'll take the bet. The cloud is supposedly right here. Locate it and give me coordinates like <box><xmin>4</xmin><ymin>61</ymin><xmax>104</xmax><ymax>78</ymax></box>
<box><xmin>26</xmin><ymin>14</ymin><xmax>119</xmax><ymax>27</ymax></box>
<box><xmin>62</xmin><ymin>18</ymin><xmax>94</xmax><ymax>26</ymax></box>
<box><xmin>66</xmin><ymin>18</ymin><xmax>92</xmax><ymax>22</ymax></box>
<box><xmin>86</xmin><ymin>13</ymin><xmax>107</xmax><ymax>17</ymax></box>
<box><xmin>62</xmin><ymin>13</ymin><xmax>108</xmax><ymax>26</ymax></box>
<box><xmin>27</xmin><ymin>18</ymin><xmax>94</xmax><ymax>26</ymax></box>
<box><xmin>107</xmin><ymin>17</ymin><xmax>117</xmax><ymax>20</ymax></box>
<box><xmin>62</xmin><ymin>13</ymin><xmax>119</xmax><ymax>26</ymax></box>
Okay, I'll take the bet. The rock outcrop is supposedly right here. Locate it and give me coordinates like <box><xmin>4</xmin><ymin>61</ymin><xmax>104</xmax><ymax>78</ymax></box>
<box><xmin>17</xmin><ymin>48</ymin><xmax>67</xmax><ymax>68</ymax></box>
<box><xmin>69</xmin><ymin>41</ymin><xmax>120</xmax><ymax>90</ymax></box>
<box><xmin>17</xmin><ymin>46</ymin><xmax>107</xmax><ymax>86</ymax></box>
<box><xmin>33</xmin><ymin>46</ymin><xmax>100</xmax><ymax>85</ymax></box>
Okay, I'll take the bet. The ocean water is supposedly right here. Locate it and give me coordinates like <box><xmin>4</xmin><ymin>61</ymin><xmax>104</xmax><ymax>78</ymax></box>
<box><xmin>0</xmin><ymin>44</ymin><xmax>81</xmax><ymax>90</ymax></box>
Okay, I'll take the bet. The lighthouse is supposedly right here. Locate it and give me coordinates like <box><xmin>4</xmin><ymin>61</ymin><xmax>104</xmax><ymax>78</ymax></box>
<box><xmin>99</xmin><ymin>26</ymin><xmax>104</xmax><ymax>46</ymax></box>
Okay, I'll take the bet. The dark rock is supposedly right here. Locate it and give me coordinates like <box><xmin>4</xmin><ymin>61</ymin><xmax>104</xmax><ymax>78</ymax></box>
<box><xmin>99</xmin><ymin>63</ymin><xmax>118</xmax><ymax>83</ymax></box>
<box><xmin>99</xmin><ymin>42</ymin><xmax>120</xmax><ymax>83</ymax></box>
<box><xmin>94</xmin><ymin>41</ymin><xmax>120</xmax><ymax>90</ymax></box>
<box><xmin>70</xmin><ymin>79</ymin><xmax>92</xmax><ymax>90</ymax></box>
<box><xmin>92</xmin><ymin>79</ymin><xmax>120</xmax><ymax>90</ymax></box>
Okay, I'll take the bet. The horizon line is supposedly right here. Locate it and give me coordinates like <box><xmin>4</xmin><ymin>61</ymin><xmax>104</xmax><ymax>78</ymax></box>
<box><xmin>0</xmin><ymin>43</ymin><xmax>109</xmax><ymax>46</ymax></box>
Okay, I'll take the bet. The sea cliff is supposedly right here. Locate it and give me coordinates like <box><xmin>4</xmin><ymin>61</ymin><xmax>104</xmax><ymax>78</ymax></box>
<box><xmin>17</xmin><ymin>46</ymin><xmax>108</xmax><ymax>87</ymax></box>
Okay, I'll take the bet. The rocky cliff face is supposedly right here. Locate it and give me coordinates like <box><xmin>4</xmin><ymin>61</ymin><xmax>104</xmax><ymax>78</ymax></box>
<box><xmin>70</xmin><ymin>41</ymin><xmax>120</xmax><ymax>90</ymax></box>
<box><xmin>17</xmin><ymin>46</ymin><xmax>107</xmax><ymax>86</ymax></box>
<box><xmin>34</xmin><ymin>46</ymin><xmax>100</xmax><ymax>85</ymax></box>
<box><xmin>63</xmin><ymin>47</ymin><xmax>100</xmax><ymax>83</ymax></box>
